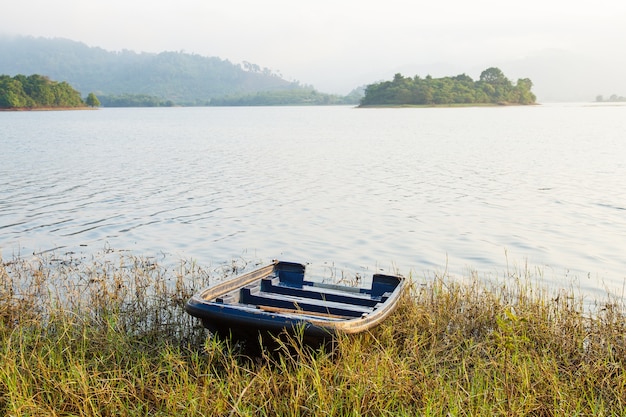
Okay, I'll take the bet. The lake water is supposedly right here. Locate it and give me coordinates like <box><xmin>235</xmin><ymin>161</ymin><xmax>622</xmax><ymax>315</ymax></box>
<box><xmin>1</xmin><ymin>104</ymin><xmax>625</xmax><ymax>300</ymax></box>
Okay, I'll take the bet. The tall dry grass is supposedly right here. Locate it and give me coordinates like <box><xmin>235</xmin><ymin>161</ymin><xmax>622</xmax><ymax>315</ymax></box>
<box><xmin>1</xmin><ymin>252</ymin><xmax>625</xmax><ymax>416</ymax></box>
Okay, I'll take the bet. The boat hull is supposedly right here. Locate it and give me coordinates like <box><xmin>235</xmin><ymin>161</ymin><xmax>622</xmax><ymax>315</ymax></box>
<box><xmin>185</xmin><ymin>261</ymin><xmax>406</xmax><ymax>345</ymax></box>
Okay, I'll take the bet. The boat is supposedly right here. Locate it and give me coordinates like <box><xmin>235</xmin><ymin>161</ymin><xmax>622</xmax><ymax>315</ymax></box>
<box><xmin>185</xmin><ymin>260</ymin><xmax>406</xmax><ymax>345</ymax></box>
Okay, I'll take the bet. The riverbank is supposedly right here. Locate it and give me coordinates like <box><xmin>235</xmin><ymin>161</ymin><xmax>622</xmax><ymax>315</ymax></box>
<box><xmin>358</xmin><ymin>102</ymin><xmax>539</xmax><ymax>108</ymax></box>
<box><xmin>1</xmin><ymin>253</ymin><xmax>624</xmax><ymax>415</ymax></box>
<box><xmin>0</xmin><ymin>106</ymin><xmax>96</xmax><ymax>111</ymax></box>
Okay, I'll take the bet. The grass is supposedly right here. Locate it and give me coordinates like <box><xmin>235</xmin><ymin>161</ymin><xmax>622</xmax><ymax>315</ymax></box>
<box><xmin>1</xmin><ymin>252</ymin><xmax>625</xmax><ymax>416</ymax></box>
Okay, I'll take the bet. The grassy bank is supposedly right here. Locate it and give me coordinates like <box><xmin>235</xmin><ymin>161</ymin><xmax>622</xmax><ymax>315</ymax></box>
<box><xmin>1</xmin><ymin>253</ymin><xmax>624</xmax><ymax>416</ymax></box>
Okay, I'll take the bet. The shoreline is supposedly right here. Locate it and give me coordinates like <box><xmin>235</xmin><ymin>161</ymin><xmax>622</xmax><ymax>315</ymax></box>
<box><xmin>0</xmin><ymin>106</ymin><xmax>97</xmax><ymax>112</ymax></box>
<box><xmin>1</xmin><ymin>252</ymin><xmax>624</xmax><ymax>415</ymax></box>
<box><xmin>358</xmin><ymin>102</ymin><xmax>540</xmax><ymax>108</ymax></box>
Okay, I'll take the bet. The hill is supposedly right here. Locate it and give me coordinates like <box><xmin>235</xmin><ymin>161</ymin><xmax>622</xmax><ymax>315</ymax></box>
<box><xmin>0</xmin><ymin>36</ymin><xmax>328</xmax><ymax>105</ymax></box>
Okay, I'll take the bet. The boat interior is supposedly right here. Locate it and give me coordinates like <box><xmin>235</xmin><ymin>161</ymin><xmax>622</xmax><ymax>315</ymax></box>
<box><xmin>213</xmin><ymin>271</ymin><xmax>398</xmax><ymax>320</ymax></box>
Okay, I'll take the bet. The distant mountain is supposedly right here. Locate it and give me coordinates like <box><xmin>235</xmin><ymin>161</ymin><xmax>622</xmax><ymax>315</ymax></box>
<box><xmin>0</xmin><ymin>36</ymin><xmax>310</xmax><ymax>105</ymax></box>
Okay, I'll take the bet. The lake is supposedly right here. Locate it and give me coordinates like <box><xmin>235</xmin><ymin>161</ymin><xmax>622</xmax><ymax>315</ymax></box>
<box><xmin>1</xmin><ymin>104</ymin><xmax>625</xmax><ymax>300</ymax></box>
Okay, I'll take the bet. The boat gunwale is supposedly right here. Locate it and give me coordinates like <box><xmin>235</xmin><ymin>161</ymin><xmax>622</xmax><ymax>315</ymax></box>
<box><xmin>186</xmin><ymin>260</ymin><xmax>406</xmax><ymax>335</ymax></box>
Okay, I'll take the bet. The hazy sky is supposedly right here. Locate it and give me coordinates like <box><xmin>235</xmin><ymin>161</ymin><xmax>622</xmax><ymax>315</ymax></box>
<box><xmin>3</xmin><ymin>0</ymin><xmax>626</xmax><ymax>96</ymax></box>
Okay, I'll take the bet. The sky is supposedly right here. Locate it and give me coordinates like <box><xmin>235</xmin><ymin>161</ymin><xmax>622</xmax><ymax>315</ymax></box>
<box><xmin>3</xmin><ymin>0</ymin><xmax>626</xmax><ymax>99</ymax></box>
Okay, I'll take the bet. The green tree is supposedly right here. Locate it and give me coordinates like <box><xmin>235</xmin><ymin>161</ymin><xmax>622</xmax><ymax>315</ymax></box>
<box><xmin>85</xmin><ymin>92</ymin><xmax>101</xmax><ymax>107</ymax></box>
<box><xmin>23</xmin><ymin>74</ymin><xmax>55</xmax><ymax>106</ymax></box>
<box><xmin>479</xmin><ymin>67</ymin><xmax>513</xmax><ymax>103</ymax></box>
<box><xmin>479</xmin><ymin>67</ymin><xmax>506</xmax><ymax>84</ymax></box>
<box><xmin>0</xmin><ymin>76</ymin><xmax>29</xmax><ymax>107</ymax></box>
<box><xmin>515</xmin><ymin>78</ymin><xmax>536</xmax><ymax>104</ymax></box>
<box><xmin>50</xmin><ymin>82</ymin><xmax>82</xmax><ymax>106</ymax></box>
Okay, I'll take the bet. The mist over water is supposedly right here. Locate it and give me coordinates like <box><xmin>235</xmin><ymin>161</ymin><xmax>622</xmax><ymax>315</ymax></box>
<box><xmin>1</xmin><ymin>104</ymin><xmax>625</xmax><ymax>300</ymax></box>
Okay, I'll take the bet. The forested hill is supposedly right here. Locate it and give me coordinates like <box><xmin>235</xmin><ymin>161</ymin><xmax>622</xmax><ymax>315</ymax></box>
<box><xmin>0</xmin><ymin>36</ymin><xmax>308</xmax><ymax>105</ymax></box>
<box><xmin>360</xmin><ymin>67</ymin><xmax>536</xmax><ymax>106</ymax></box>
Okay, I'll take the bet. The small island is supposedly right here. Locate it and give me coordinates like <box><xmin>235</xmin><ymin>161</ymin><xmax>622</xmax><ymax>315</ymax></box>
<box><xmin>359</xmin><ymin>67</ymin><xmax>536</xmax><ymax>107</ymax></box>
<box><xmin>0</xmin><ymin>74</ymin><xmax>99</xmax><ymax>110</ymax></box>
<box><xmin>595</xmin><ymin>94</ymin><xmax>626</xmax><ymax>103</ymax></box>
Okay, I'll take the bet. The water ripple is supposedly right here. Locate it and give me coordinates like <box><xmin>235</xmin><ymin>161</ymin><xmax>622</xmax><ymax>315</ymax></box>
<box><xmin>1</xmin><ymin>106</ymin><xmax>626</xmax><ymax>300</ymax></box>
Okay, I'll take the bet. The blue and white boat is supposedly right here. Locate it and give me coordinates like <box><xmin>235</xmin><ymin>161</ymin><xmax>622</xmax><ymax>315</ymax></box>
<box><xmin>185</xmin><ymin>260</ymin><xmax>406</xmax><ymax>344</ymax></box>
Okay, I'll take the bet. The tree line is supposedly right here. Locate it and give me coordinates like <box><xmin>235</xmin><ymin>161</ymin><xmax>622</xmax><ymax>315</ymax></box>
<box><xmin>595</xmin><ymin>94</ymin><xmax>626</xmax><ymax>102</ymax></box>
<box><xmin>209</xmin><ymin>89</ymin><xmax>361</xmax><ymax>106</ymax></box>
<box><xmin>0</xmin><ymin>74</ymin><xmax>87</xmax><ymax>108</ymax></box>
<box><xmin>359</xmin><ymin>67</ymin><xmax>536</xmax><ymax>106</ymax></box>
<box><xmin>97</xmin><ymin>94</ymin><xmax>174</xmax><ymax>107</ymax></box>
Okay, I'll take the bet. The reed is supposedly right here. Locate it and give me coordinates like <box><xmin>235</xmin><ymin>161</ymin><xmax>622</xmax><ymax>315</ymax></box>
<box><xmin>1</xmin><ymin>253</ymin><xmax>624</xmax><ymax>416</ymax></box>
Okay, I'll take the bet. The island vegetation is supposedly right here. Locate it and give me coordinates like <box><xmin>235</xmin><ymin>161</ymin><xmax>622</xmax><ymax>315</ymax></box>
<box><xmin>596</xmin><ymin>94</ymin><xmax>626</xmax><ymax>103</ymax></box>
<box><xmin>97</xmin><ymin>93</ymin><xmax>174</xmax><ymax>107</ymax></box>
<box><xmin>85</xmin><ymin>92</ymin><xmax>100</xmax><ymax>107</ymax></box>
<box><xmin>360</xmin><ymin>67</ymin><xmax>536</xmax><ymax>107</ymax></box>
<box><xmin>0</xmin><ymin>74</ymin><xmax>90</xmax><ymax>109</ymax></box>
<box><xmin>209</xmin><ymin>88</ymin><xmax>361</xmax><ymax>106</ymax></box>
<box><xmin>1</xmin><ymin>252</ymin><xmax>624</xmax><ymax>415</ymax></box>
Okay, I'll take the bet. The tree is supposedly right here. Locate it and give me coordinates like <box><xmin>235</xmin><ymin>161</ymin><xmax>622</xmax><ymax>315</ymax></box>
<box><xmin>515</xmin><ymin>78</ymin><xmax>536</xmax><ymax>104</ymax></box>
<box><xmin>0</xmin><ymin>76</ymin><xmax>29</xmax><ymax>107</ymax></box>
<box><xmin>23</xmin><ymin>75</ymin><xmax>55</xmax><ymax>106</ymax></box>
<box><xmin>478</xmin><ymin>67</ymin><xmax>513</xmax><ymax>103</ymax></box>
<box><xmin>479</xmin><ymin>67</ymin><xmax>507</xmax><ymax>84</ymax></box>
<box><xmin>86</xmin><ymin>92</ymin><xmax>101</xmax><ymax>107</ymax></box>
<box><xmin>51</xmin><ymin>81</ymin><xmax>84</xmax><ymax>107</ymax></box>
